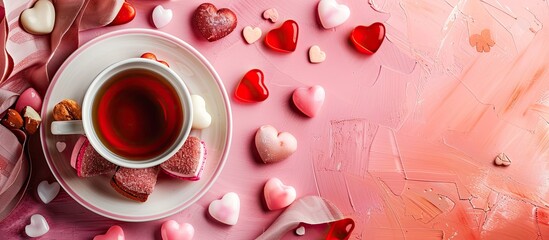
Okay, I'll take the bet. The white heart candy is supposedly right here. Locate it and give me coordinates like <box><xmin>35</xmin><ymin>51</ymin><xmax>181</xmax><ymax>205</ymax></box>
<box><xmin>255</xmin><ymin>125</ymin><xmax>297</xmax><ymax>163</ymax></box>
<box><xmin>295</xmin><ymin>226</ymin><xmax>306</xmax><ymax>236</ymax></box>
<box><xmin>25</xmin><ymin>214</ymin><xmax>49</xmax><ymax>237</ymax></box>
<box><xmin>242</xmin><ymin>26</ymin><xmax>262</xmax><ymax>44</ymax></box>
<box><xmin>208</xmin><ymin>192</ymin><xmax>240</xmax><ymax>225</ymax></box>
<box><xmin>20</xmin><ymin>0</ymin><xmax>55</xmax><ymax>35</ymax></box>
<box><xmin>37</xmin><ymin>180</ymin><xmax>60</xmax><ymax>204</ymax></box>
<box><xmin>152</xmin><ymin>5</ymin><xmax>173</xmax><ymax>29</ymax></box>
<box><xmin>318</xmin><ymin>0</ymin><xmax>350</xmax><ymax>29</ymax></box>
<box><xmin>56</xmin><ymin>141</ymin><xmax>66</xmax><ymax>152</ymax></box>
<box><xmin>191</xmin><ymin>95</ymin><xmax>212</xmax><ymax>129</ymax></box>
<box><xmin>308</xmin><ymin>45</ymin><xmax>326</xmax><ymax>63</ymax></box>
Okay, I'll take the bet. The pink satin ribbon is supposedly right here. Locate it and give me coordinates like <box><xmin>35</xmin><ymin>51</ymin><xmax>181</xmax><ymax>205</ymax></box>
<box><xmin>0</xmin><ymin>0</ymin><xmax>122</xmax><ymax>221</ymax></box>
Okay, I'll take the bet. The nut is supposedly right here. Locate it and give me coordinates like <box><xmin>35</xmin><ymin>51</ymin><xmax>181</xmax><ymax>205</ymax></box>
<box><xmin>22</xmin><ymin>106</ymin><xmax>42</xmax><ymax>135</ymax></box>
<box><xmin>53</xmin><ymin>99</ymin><xmax>82</xmax><ymax>121</ymax></box>
<box><xmin>1</xmin><ymin>109</ymin><xmax>23</xmax><ymax>129</ymax></box>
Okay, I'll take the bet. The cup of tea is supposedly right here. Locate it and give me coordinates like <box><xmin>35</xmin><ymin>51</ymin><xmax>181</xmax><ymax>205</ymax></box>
<box><xmin>51</xmin><ymin>58</ymin><xmax>193</xmax><ymax>169</ymax></box>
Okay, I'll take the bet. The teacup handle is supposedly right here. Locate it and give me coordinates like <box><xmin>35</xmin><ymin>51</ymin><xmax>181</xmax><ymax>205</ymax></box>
<box><xmin>51</xmin><ymin>120</ymin><xmax>85</xmax><ymax>135</ymax></box>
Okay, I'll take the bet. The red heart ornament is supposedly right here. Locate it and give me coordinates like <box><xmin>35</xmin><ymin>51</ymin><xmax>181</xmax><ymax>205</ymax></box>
<box><xmin>235</xmin><ymin>69</ymin><xmax>268</xmax><ymax>102</ymax></box>
<box><xmin>265</xmin><ymin>20</ymin><xmax>299</xmax><ymax>53</ymax></box>
<box><xmin>192</xmin><ymin>3</ymin><xmax>237</xmax><ymax>42</ymax></box>
<box><xmin>109</xmin><ymin>1</ymin><xmax>135</xmax><ymax>26</ymax></box>
<box><xmin>350</xmin><ymin>22</ymin><xmax>385</xmax><ymax>55</ymax></box>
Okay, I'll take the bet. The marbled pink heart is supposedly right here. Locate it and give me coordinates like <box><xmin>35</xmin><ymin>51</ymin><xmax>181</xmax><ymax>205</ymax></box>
<box><xmin>255</xmin><ymin>125</ymin><xmax>297</xmax><ymax>163</ymax></box>
<box><xmin>292</xmin><ymin>85</ymin><xmax>325</xmax><ymax>117</ymax></box>
<box><xmin>264</xmin><ymin>177</ymin><xmax>296</xmax><ymax>210</ymax></box>
<box><xmin>161</xmin><ymin>220</ymin><xmax>194</xmax><ymax>240</ymax></box>
<box><xmin>208</xmin><ymin>192</ymin><xmax>240</xmax><ymax>225</ymax></box>
<box><xmin>93</xmin><ymin>225</ymin><xmax>125</xmax><ymax>240</ymax></box>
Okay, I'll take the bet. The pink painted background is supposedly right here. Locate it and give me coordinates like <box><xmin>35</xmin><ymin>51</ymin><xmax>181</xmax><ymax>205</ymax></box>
<box><xmin>2</xmin><ymin>0</ymin><xmax>549</xmax><ymax>239</ymax></box>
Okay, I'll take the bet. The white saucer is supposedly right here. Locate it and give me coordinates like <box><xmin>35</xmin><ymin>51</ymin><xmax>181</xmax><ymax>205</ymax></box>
<box><xmin>40</xmin><ymin>29</ymin><xmax>232</xmax><ymax>222</ymax></box>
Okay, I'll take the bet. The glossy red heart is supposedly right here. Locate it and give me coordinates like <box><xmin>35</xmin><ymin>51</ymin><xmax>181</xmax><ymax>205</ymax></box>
<box><xmin>265</xmin><ymin>20</ymin><xmax>299</xmax><ymax>53</ymax></box>
<box><xmin>109</xmin><ymin>1</ymin><xmax>135</xmax><ymax>26</ymax></box>
<box><xmin>192</xmin><ymin>3</ymin><xmax>237</xmax><ymax>42</ymax></box>
<box><xmin>235</xmin><ymin>69</ymin><xmax>268</xmax><ymax>102</ymax></box>
<box><xmin>140</xmin><ymin>52</ymin><xmax>169</xmax><ymax>67</ymax></box>
<box><xmin>350</xmin><ymin>22</ymin><xmax>385</xmax><ymax>55</ymax></box>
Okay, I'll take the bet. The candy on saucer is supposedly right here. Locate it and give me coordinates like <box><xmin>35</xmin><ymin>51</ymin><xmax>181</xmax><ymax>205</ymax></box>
<box><xmin>110</xmin><ymin>166</ymin><xmax>160</xmax><ymax>202</ymax></box>
<box><xmin>53</xmin><ymin>99</ymin><xmax>81</xmax><ymax>121</ymax></box>
<box><xmin>141</xmin><ymin>52</ymin><xmax>169</xmax><ymax>67</ymax></box>
<box><xmin>71</xmin><ymin>136</ymin><xmax>117</xmax><ymax>177</ymax></box>
<box><xmin>161</xmin><ymin>136</ymin><xmax>206</xmax><ymax>181</ymax></box>
<box><xmin>191</xmin><ymin>95</ymin><xmax>212</xmax><ymax>129</ymax></box>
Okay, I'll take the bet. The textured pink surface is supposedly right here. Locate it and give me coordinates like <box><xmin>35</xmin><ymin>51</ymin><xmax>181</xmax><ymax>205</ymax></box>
<box><xmin>2</xmin><ymin>0</ymin><xmax>549</xmax><ymax>239</ymax></box>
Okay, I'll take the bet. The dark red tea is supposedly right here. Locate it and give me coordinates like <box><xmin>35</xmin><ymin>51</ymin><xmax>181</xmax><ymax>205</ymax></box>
<box><xmin>92</xmin><ymin>69</ymin><xmax>183</xmax><ymax>160</ymax></box>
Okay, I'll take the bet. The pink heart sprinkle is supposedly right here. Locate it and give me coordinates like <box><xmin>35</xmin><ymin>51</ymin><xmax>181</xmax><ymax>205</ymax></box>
<box><xmin>264</xmin><ymin>177</ymin><xmax>297</xmax><ymax>210</ymax></box>
<box><xmin>292</xmin><ymin>85</ymin><xmax>325</xmax><ymax>117</ymax></box>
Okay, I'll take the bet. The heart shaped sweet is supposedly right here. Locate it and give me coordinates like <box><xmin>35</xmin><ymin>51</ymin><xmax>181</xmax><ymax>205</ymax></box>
<box><xmin>56</xmin><ymin>141</ymin><xmax>66</xmax><ymax>152</ymax></box>
<box><xmin>192</xmin><ymin>3</ymin><xmax>237</xmax><ymax>42</ymax></box>
<box><xmin>109</xmin><ymin>1</ymin><xmax>135</xmax><ymax>26</ymax></box>
<box><xmin>295</xmin><ymin>226</ymin><xmax>306</xmax><ymax>236</ymax></box>
<box><xmin>208</xmin><ymin>192</ymin><xmax>240</xmax><ymax>225</ymax></box>
<box><xmin>71</xmin><ymin>136</ymin><xmax>117</xmax><ymax>177</ymax></box>
<box><xmin>262</xmin><ymin>8</ymin><xmax>279</xmax><ymax>23</ymax></box>
<box><xmin>93</xmin><ymin>225</ymin><xmax>125</xmax><ymax>240</ymax></box>
<box><xmin>235</xmin><ymin>69</ymin><xmax>269</xmax><ymax>102</ymax></box>
<box><xmin>350</xmin><ymin>22</ymin><xmax>386</xmax><ymax>55</ymax></box>
<box><xmin>152</xmin><ymin>5</ymin><xmax>173</xmax><ymax>29</ymax></box>
<box><xmin>140</xmin><ymin>52</ymin><xmax>169</xmax><ymax>67</ymax></box>
<box><xmin>265</xmin><ymin>20</ymin><xmax>299</xmax><ymax>53</ymax></box>
<box><xmin>494</xmin><ymin>153</ymin><xmax>511</xmax><ymax>166</ymax></box>
<box><xmin>264</xmin><ymin>178</ymin><xmax>297</xmax><ymax>210</ymax></box>
<box><xmin>15</xmin><ymin>88</ymin><xmax>42</xmax><ymax>114</ymax></box>
<box><xmin>161</xmin><ymin>220</ymin><xmax>194</xmax><ymax>240</ymax></box>
<box><xmin>25</xmin><ymin>214</ymin><xmax>49</xmax><ymax>237</ymax></box>
<box><xmin>191</xmin><ymin>95</ymin><xmax>212</xmax><ymax>129</ymax></box>
<box><xmin>20</xmin><ymin>0</ymin><xmax>55</xmax><ymax>35</ymax></box>
<box><xmin>318</xmin><ymin>0</ymin><xmax>350</xmax><ymax>29</ymax></box>
<box><xmin>242</xmin><ymin>26</ymin><xmax>262</xmax><ymax>44</ymax></box>
<box><xmin>255</xmin><ymin>125</ymin><xmax>297</xmax><ymax>163</ymax></box>
<box><xmin>308</xmin><ymin>45</ymin><xmax>326</xmax><ymax>64</ymax></box>
<box><xmin>37</xmin><ymin>180</ymin><xmax>60</xmax><ymax>204</ymax></box>
<box><xmin>292</xmin><ymin>85</ymin><xmax>325</xmax><ymax>117</ymax></box>
<box><xmin>160</xmin><ymin>136</ymin><xmax>206</xmax><ymax>181</ymax></box>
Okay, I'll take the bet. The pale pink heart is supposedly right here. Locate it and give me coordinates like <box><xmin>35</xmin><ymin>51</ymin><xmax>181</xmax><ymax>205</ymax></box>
<box><xmin>317</xmin><ymin>0</ymin><xmax>350</xmax><ymax>29</ymax></box>
<box><xmin>264</xmin><ymin>178</ymin><xmax>297</xmax><ymax>210</ymax></box>
<box><xmin>208</xmin><ymin>192</ymin><xmax>240</xmax><ymax>225</ymax></box>
<box><xmin>292</xmin><ymin>85</ymin><xmax>325</xmax><ymax>117</ymax></box>
<box><xmin>308</xmin><ymin>45</ymin><xmax>326</xmax><ymax>63</ymax></box>
<box><xmin>242</xmin><ymin>26</ymin><xmax>262</xmax><ymax>44</ymax></box>
<box><xmin>152</xmin><ymin>5</ymin><xmax>173</xmax><ymax>29</ymax></box>
<box><xmin>25</xmin><ymin>214</ymin><xmax>49</xmax><ymax>237</ymax></box>
<box><xmin>37</xmin><ymin>180</ymin><xmax>60</xmax><ymax>204</ymax></box>
<box><xmin>262</xmin><ymin>8</ymin><xmax>279</xmax><ymax>23</ymax></box>
<box><xmin>56</xmin><ymin>141</ymin><xmax>66</xmax><ymax>152</ymax></box>
<box><xmin>93</xmin><ymin>225</ymin><xmax>125</xmax><ymax>240</ymax></box>
<box><xmin>255</xmin><ymin>125</ymin><xmax>297</xmax><ymax>163</ymax></box>
<box><xmin>161</xmin><ymin>220</ymin><xmax>194</xmax><ymax>240</ymax></box>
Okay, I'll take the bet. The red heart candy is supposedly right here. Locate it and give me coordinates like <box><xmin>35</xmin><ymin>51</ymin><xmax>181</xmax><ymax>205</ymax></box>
<box><xmin>265</xmin><ymin>20</ymin><xmax>299</xmax><ymax>53</ymax></box>
<box><xmin>109</xmin><ymin>1</ymin><xmax>135</xmax><ymax>26</ymax></box>
<box><xmin>192</xmin><ymin>3</ymin><xmax>237</xmax><ymax>42</ymax></box>
<box><xmin>140</xmin><ymin>52</ymin><xmax>169</xmax><ymax>67</ymax></box>
<box><xmin>350</xmin><ymin>22</ymin><xmax>385</xmax><ymax>55</ymax></box>
<box><xmin>235</xmin><ymin>69</ymin><xmax>268</xmax><ymax>102</ymax></box>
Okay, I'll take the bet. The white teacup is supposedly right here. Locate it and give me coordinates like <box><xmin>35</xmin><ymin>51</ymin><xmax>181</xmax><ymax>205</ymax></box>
<box><xmin>51</xmin><ymin>58</ymin><xmax>193</xmax><ymax>169</ymax></box>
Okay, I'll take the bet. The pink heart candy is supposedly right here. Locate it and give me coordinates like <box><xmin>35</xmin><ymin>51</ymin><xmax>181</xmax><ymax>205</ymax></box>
<box><xmin>152</xmin><ymin>5</ymin><xmax>173</xmax><ymax>29</ymax></box>
<box><xmin>15</xmin><ymin>88</ymin><xmax>42</xmax><ymax>114</ymax></box>
<box><xmin>262</xmin><ymin>8</ymin><xmax>279</xmax><ymax>23</ymax></box>
<box><xmin>317</xmin><ymin>0</ymin><xmax>350</xmax><ymax>29</ymax></box>
<box><xmin>161</xmin><ymin>220</ymin><xmax>194</xmax><ymax>240</ymax></box>
<box><xmin>255</xmin><ymin>125</ymin><xmax>297</xmax><ymax>163</ymax></box>
<box><xmin>93</xmin><ymin>225</ymin><xmax>125</xmax><ymax>240</ymax></box>
<box><xmin>208</xmin><ymin>192</ymin><xmax>240</xmax><ymax>225</ymax></box>
<box><xmin>292</xmin><ymin>85</ymin><xmax>325</xmax><ymax>117</ymax></box>
<box><xmin>264</xmin><ymin>178</ymin><xmax>297</xmax><ymax>210</ymax></box>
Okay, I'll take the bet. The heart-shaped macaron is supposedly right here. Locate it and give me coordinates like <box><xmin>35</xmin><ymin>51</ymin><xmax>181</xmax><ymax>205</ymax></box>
<box><xmin>161</xmin><ymin>220</ymin><xmax>194</xmax><ymax>240</ymax></box>
<box><xmin>152</xmin><ymin>5</ymin><xmax>173</xmax><ymax>29</ymax></box>
<box><xmin>37</xmin><ymin>180</ymin><xmax>60</xmax><ymax>204</ymax></box>
<box><xmin>109</xmin><ymin>1</ymin><xmax>135</xmax><ymax>26</ymax></box>
<box><xmin>292</xmin><ymin>85</ymin><xmax>325</xmax><ymax>117</ymax></box>
<box><xmin>15</xmin><ymin>88</ymin><xmax>42</xmax><ymax>114</ymax></box>
<box><xmin>56</xmin><ymin>141</ymin><xmax>66</xmax><ymax>152</ymax></box>
<box><xmin>262</xmin><ymin>8</ymin><xmax>279</xmax><ymax>23</ymax></box>
<box><xmin>93</xmin><ymin>225</ymin><xmax>125</xmax><ymax>240</ymax></box>
<box><xmin>318</xmin><ymin>0</ymin><xmax>350</xmax><ymax>29</ymax></box>
<box><xmin>25</xmin><ymin>214</ymin><xmax>49</xmax><ymax>237</ymax></box>
<box><xmin>191</xmin><ymin>95</ymin><xmax>212</xmax><ymax>129</ymax></box>
<box><xmin>235</xmin><ymin>69</ymin><xmax>269</xmax><ymax>102</ymax></box>
<box><xmin>308</xmin><ymin>45</ymin><xmax>326</xmax><ymax>63</ymax></box>
<box><xmin>255</xmin><ymin>125</ymin><xmax>297</xmax><ymax>163</ymax></box>
<box><xmin>350</xmin><ymin>22</ymin><xmax>386</xmax><ymax>55</ymax></box>
<box><xmin>20</xmin><ymin>0</ymin><xmax>55</xmax><ymax>35</ymax></box>
<box><xmin>141</xmin><ymin>52</ymin><xmax>169</xmax><ymax>67</ymax></box>
<box><xmin>192</xmin><ymin>3</ymin><xmax>237</xmax><ymax>42</ymax></box>
<box><xmin>264</xmin><ymin>178</ymin><xmax>297</xmax><ymax>210</ymax></box>
<box><xmin>265</xmin><ymin>20</ymin><xmax>299</xmax><ymax>53</ymax></box>
<box><xmin>242</xmin><ymin>26</ymin><xmax>262</xmax><ymax>44</ymax></box>
<box><xmin>208</xmin><ymin>192</ymin><xmax>240</xmax><ymax>225</ymax></box>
